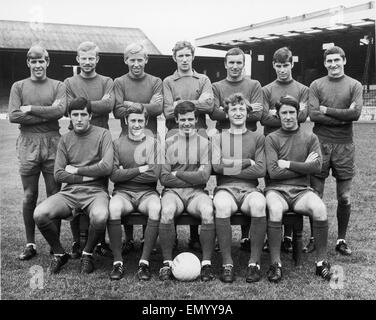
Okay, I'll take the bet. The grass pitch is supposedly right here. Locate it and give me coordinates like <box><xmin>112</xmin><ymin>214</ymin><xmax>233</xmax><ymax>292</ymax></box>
<box><xmin>1</xmin><ymin>119</ymin><xmax>376</xmax><ymax>300</ymax></box>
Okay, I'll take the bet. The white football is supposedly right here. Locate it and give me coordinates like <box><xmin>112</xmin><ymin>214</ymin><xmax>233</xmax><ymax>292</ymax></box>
<box><xmin>171</xmin><ymin>252</ymin><xmax>201</xmax><ymax>281</ymax></box>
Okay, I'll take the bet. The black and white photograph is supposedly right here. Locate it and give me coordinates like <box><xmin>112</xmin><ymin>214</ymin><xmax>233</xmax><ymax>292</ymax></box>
<box><xmin>0</xmin><ymin>0</ymin><xmax>375</xmax><ymax>306</ymax></box>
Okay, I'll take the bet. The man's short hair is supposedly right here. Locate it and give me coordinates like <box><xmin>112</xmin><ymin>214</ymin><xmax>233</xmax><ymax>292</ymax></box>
<box><xmin>77</xmin><ymin>41</ymin><xmax>100</xmax><ymax>56</ymax></box>
<box><xmin>323</xmin><ymin>45</ymin><xmax>346</xmax><ymax>61</ymax></box>
<box><xmin>68</xmin><ymin>97</ymin><xmax>92</xmax><ymax>115</ymax></box>
<box><xmin>225</xmin><ymin>47</ymin><xmax>245</xmax><ymax>63</ymax></box>
<box><xmin>124</xmin><ymin>103</ymin><xmax>148</xmax><ymax>120</ymax></box>
<box><xmin>174</xmin><ymin>100</ymin><xmax>198</xmax><ymax>118</ymax></box>
<box><xmin>124</xmin><ymin>43</ymin><xmax>148</xmax><ymax>60</ymax></box>
<box><xmin>273</xmin><ymin>47</ymin><xmax>293</xmax><ymax>63</ymax></box>
<box><xmin>275</xmin><ymin>95</ymin><xmax>300</xmax><ymax>116</ymax></box>
<box><xmin>172</xmin><ymin>41</ymin><xmax>195</xmax><ymax>57</ymax></box>
<box><xmin>223</xmin><ymin>92</ymin><xmax>250</xmax><ymax>114</ymax></box>
<box><xmin>27</xmin><ymin>45</ymin><xmax>49</xmax><ymax>62</ymax></box>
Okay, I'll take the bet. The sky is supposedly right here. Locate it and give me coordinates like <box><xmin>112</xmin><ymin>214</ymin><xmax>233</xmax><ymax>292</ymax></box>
<box><xmin>0</xmin><ymin>0</ymin><xmax>372</xmax><ymax>56</ymax></box>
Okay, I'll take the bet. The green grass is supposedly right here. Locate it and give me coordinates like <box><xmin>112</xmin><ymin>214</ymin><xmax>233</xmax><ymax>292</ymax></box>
<box><xmin>1</xmin><ymin>119</ymin><xmax>376</xmax><ymax>300</ymax></box>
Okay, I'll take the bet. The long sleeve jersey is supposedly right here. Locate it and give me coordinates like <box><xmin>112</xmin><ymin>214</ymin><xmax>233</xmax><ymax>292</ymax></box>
<box><xmin>210</xmin><ymin>77</ymin><xmax>263</xmax><ymax>132</ymax></box>
<box><xmin>265</xmin><ymin>128</ymin><xmax>322</xmax><ymax>187</ymax></box>
<box><xmin>8</xmin><ymin>77</ymin><xmax>66</xmax><ymax>133</ymax></box>
<box><xmin>54</xmin><ymin>125</ymin><xmax>113</xmax><ymax>189</ymax></box>
<box><xmin>212</xmin><ymin>130</ymin><xmax>266</xmax><ymax>188</ymax></box>
<box><xmin>261</xmin><ymin>79</ymin><xmax>309</xmax><ymax>136</ymax></box>
<box><xmin>160</xmin><ymin>132</ymin><xmax>212</xmax><ymax>189</ymax></box>
<box><xmin>308</xmin><ymin>75</ymin><xmax>363</xmax><ymax>144</ymax></box>
<box><xmin>110</xmin><ymin>135</ymin><xmax>161</xmax><ymax>192</ymax></box>
<box><xmin>163</xmin><ymin>70</ymin><xmax>213</xmax><ymax>131</ymax></box>
<box><xmin>113</xmin><ymin>73</ymin><xmax>163</xmax><ymax>134</ymax></box>
<box><xmin>64</xmin><ymin>74</ymin><xmax>114</xmax><ymax>129</ymax></box>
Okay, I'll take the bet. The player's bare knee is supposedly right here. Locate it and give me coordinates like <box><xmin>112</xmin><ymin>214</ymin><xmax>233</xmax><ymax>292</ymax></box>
<box><xmin>267</xmin><ymin>204</ymin><xmax>283</xmax><ymax>222</ymax></box>
<box><xmin>90</xmin><ymin>208</ymin><xmax>109</xmax><ymax>227</ymax></box>
<box><xmin>23</xmin><ymin>192</ymin><xmax>38</xmax><ymax>206</ymax></box>
<box><xmin>33</xmin><ymin>205</ymin><xmax>49</xmax><ymax>225</ymax></box>
<box><xmin>200</xmin><ymin>205</ymin><xmax>214</xmax><ymax>224</ymax></box>
<box><xmin>213</xmin><ymin>197</ymin><xmax>232</xmax><ymax>218</ymax></box>
<box><xmin>311</xmin><ymin>202</ymin><xmax>327</xmax><ymax>221</ymax></box>
<box><xmin>249</xmin><ymin>198</ymin><xmax>266</xmax><ymax>218</ymax></box>
<box><xmin>160</xmin><ymin>205</ymin><xmax>176</xmax><ymax>224</ymax></box>
<box><xmin>338</xmin><ymin>193</ymin><xmax>351</xmax><ymax>205</ymax></box>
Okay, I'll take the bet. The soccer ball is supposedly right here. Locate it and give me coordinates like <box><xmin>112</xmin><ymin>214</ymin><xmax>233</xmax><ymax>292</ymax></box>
<box><xmin>171</xmin><ymin>252</ymin><xmax>201</xmax><ymax>281</ymax></box>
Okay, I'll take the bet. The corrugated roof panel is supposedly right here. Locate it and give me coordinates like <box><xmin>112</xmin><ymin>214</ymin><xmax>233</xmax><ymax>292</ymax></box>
<box><xmin>0</xmin><ymin>20</ymin><xmax>161</xmax><ymax>54</ymax></box>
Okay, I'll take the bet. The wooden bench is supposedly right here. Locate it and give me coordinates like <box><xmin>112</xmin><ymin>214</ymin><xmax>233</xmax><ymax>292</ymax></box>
<box><xmin>79</xmin><ymin>211</ymin><xmax>303</xmax><ymax>266</ymax></box>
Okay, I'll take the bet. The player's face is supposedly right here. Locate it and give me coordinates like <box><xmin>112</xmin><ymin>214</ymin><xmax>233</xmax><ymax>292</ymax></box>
<box><xmin>70</xmin><ymin>108</ymin><xmax>92</xmax><ymax>133</ymax></box>
<box><xmin>125</xmin><ymin>53</ymin><xmax>148</xmax><ymax>78</ymax></box>
<box><xmin>228</xmin><ymin>102</ymin><xmax>247</xmax><ymax>127</ymax></box>
<box><xmin>279</xmin><ymin>105</ymin><xmax>298</xmax><ymax>131</ymax></box>
<box><xmin>273</xmin><ymin>61</ymin><xmax>293</xmax><ymax>82</ymax></box>
<box><xmin>27</xmin><ymin>56</ymin><xmax>49</xmax><ymax>80</ymax></box>
<box><xmin>225</xmin><ymin>54</ymin><xmax>244</xmax><ymax>80</ymax></box>
<box><xmin>174</xmin><ymin>47</ymin><xmax>194</xmax><ymax>73</ymax></box>
<box><xmin>77</xmin><ymin>50</ymin><xmax>99</xmax><ymax>75</ymax></box>
<box><xmin>127</xmin><ymin>113</ymin><xmax>146</xmax><ymax>138</ymax></box>
<box><xmin>324</xmin><ymin>53</ymin><xmax>346</xmax><ymax>78</ymax></box>
<box><xmin>177</xmin><ymin>111</ymin><xmax>197</xmax><ymax>135</ymax></box>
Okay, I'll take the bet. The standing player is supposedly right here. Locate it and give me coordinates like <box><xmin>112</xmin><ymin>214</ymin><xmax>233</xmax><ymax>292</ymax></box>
<box><xmin>33</xmin><ymin>97</ymin><xmax>113</xmax><ymax>274</ymax></box>
<box><xmin>108</xmin><ymin>104</ymin><xmax>161</xmax><ymax>281</ymax></box>
<box><xmin>260</xmin><ymin>47</ymin><xmax>309</xmax><ymax>253</ymax></box>
<box><xmin>210</xmin><ymin>47</ymin><xmax>264</xmax><ymax>252</ymax></box>
<box><xmin>264</xmin><ymin>95</ymin><xmax>332</xmax><ymax>282</ymax></box>
<box><xmin>64</xmin><ymin>41</ymin><xmax>115</xmax><ymax>258</ymax></box>
<box><xmin>113</xmin><ymin>42</ymin><xmax>163</xmax><ymax>253</ymax></box>
<box><xmin>158</xmin><ymin>101</ymin><xmax>215</xmax><ymax>282</ymax></box>
<box><xmin>163</xmin><ymin>40</ymin><xmax>214</xmax><ymax>250</ymax></box>
<box><xmin>309</xmin><ymin>46</ymin><xmax>363</xmax><ymax>256</ymax></box>
<box><xmin>212</xmin><ymin>93</ymin><xmax>266</xmax><ymax>283</ymax></box>
<box><xmin>8</xmin><ymin>45</ymin><xmax>66</xmax><ymax>260</ymax></box>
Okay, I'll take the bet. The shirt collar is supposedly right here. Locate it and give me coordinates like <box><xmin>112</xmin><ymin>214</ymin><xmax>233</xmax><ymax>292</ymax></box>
<box><xmin>172</xmin><ymin>69</ymin><xmax>200</xmax><ymax>81</ymax></box>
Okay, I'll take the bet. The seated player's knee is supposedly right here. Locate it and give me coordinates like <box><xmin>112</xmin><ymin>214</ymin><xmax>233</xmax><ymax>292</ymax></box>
<box><xmin>33</xmin><ymin>204</ymin><xmax>49</xmax><ymax>225</ymax></box>
<box><xmin>213</xmin><ymin>196</ymin><xmax>232</xmax><ymax>218</ymax></box>
<box><xmin>160</xmin><ymin>204</ymin><xmax>176</xmax><ymax>224</ymax></box>
<box><xmin>90</xmin><ymin>207</ymin><xmax>109</xmax><ymax>229</ymax></box>
<box><xmin>249</xmin><ymin>197</ymin><xmax>266</xmax><ymax>218</ymax></box>
<box><xmin>266</xmin><ymin>202</ymin><xmax>283</xmax><ymax>222</ymax></box>
<box><xmin>147</xmin><ymin>200</ymin><xmax>161</xmax><ymax>221</ymax></box>
<box><xmin>109</xmin><ymin>198</ymin><xmax>125</xmax><ymax>220</ymax></box>
<box><xmin>200</xmin><ymin>205</ymin><xmax>214</xmax><ymax>224</ymax></box>
<box><xmin>311</xmin><ymin>200</ymin><xmax>327</xmax><ymax>221</ymax></box>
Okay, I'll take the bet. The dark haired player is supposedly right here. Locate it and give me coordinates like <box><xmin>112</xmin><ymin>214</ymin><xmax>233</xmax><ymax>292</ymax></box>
<box><xmin>108</xmin><ymin>104</ymin><xmax>161</xmax><ymax>281</ymax></box>
<box><xmin>163</xmin><ymin>40</ymin><xmax>214</xmax><ymax>250</ymax></box>
<box><xmin>212</xmin><ymin>93</ymin><xmax>266</xmax><ymax>283</ymax></box>
<box><xmin>113</xmin><ymin>42</ymin><xmax>163</xmax><ymax>254</ymax></box>
<box><xmin>261</xmin><ymin>47</ymin><xmax>309</xmax><ymax>253</ymax></box>
<box><xmin>64</xmin><ymin>41</ymin><xmax>115</xmax><ymax>257</ymax></box>
<box><xmin>265</xmin><ymin>95</ymin><xmax>332</xmax><ymax>283</ymax></box>
<box><xmin>210</xmin><ymin>47</ymin><xmax>263</xmax><ymax>252</ymax></box>
<box><xmin>33</xmin><ymin>97</ymin><xmax>113</xmax><ymax>274</ymax></box>
<box><xmin>8</xmin><ymin>45</ymin><xmax>66</xmax><ymax>260</ymax></box>
<box><xmin>309</xmin><ymin>46</ymin><xmax>363</xmax><ymax>256</ymax></box>
<box><xmin>158</xmin><ymin>101</ymin><xmax>215</xmax><ymax>282</ymax></box>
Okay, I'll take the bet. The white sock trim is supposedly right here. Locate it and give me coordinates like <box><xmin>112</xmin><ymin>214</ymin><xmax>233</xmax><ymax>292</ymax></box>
<box><xmin>337</xmin><ymin>239</ymin><xmax>346</xmax><ymax>245</ymax></box>
<box><xmin>163</xmin><ymin>260</ymin><xmax>173</xmax><ymax>267</ymax></box>
<box><xmin>26</xmin><ymin>243</ymin><xmax>36</xmax><ymax>249</ymax></box>
<box><xmin>248</xmin><ymin>263</ymin><xmax>260</xmax><ymax>269</ymax></box>
<box><xmin>82</xmin><ymin>251</ymin><xmax>92</xmax><ymax>256</ymax></box>
<box><xmin>222</xmin><ymin>264</ymin><xmax>233</xmax><ymax>268</ymax></box>
<box><xmin>201</xmin><ymin>260</ymin><xmax>211</xmax><ymax>267</ymax></box>
<box><xmin>139</xmin><ymin>259</ymin><xmax>149</xmax><ymax>266</ymax></box>
<box><xmin>113</xmin><ymin>261</ymin><xmax>123</xmax><ymax>266</ymax></box>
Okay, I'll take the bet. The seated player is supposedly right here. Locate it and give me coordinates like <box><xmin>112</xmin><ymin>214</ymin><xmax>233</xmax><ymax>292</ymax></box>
<box><xmin>159</xmin><ymin>101</ymin><xmax>215</xmax><ymax>282</ymax></box>
<box><xmin>108</xmin><ymin>104</ymin><xmax>161</xmax><ymax>281</ymax></box>
<box><xmin>212</xmin><ymin>93</ymin><xmax>267</xmax><ymax>283</ymax></box>
<box><xmin>264</xmin><ymin>95</ymin><xmax>332</xmax><ymax>283</ymax></box>
<box><xmin>33</xmin><ymin>97</ymin><xmax>113</xmax><ymax>274</ymax></box>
